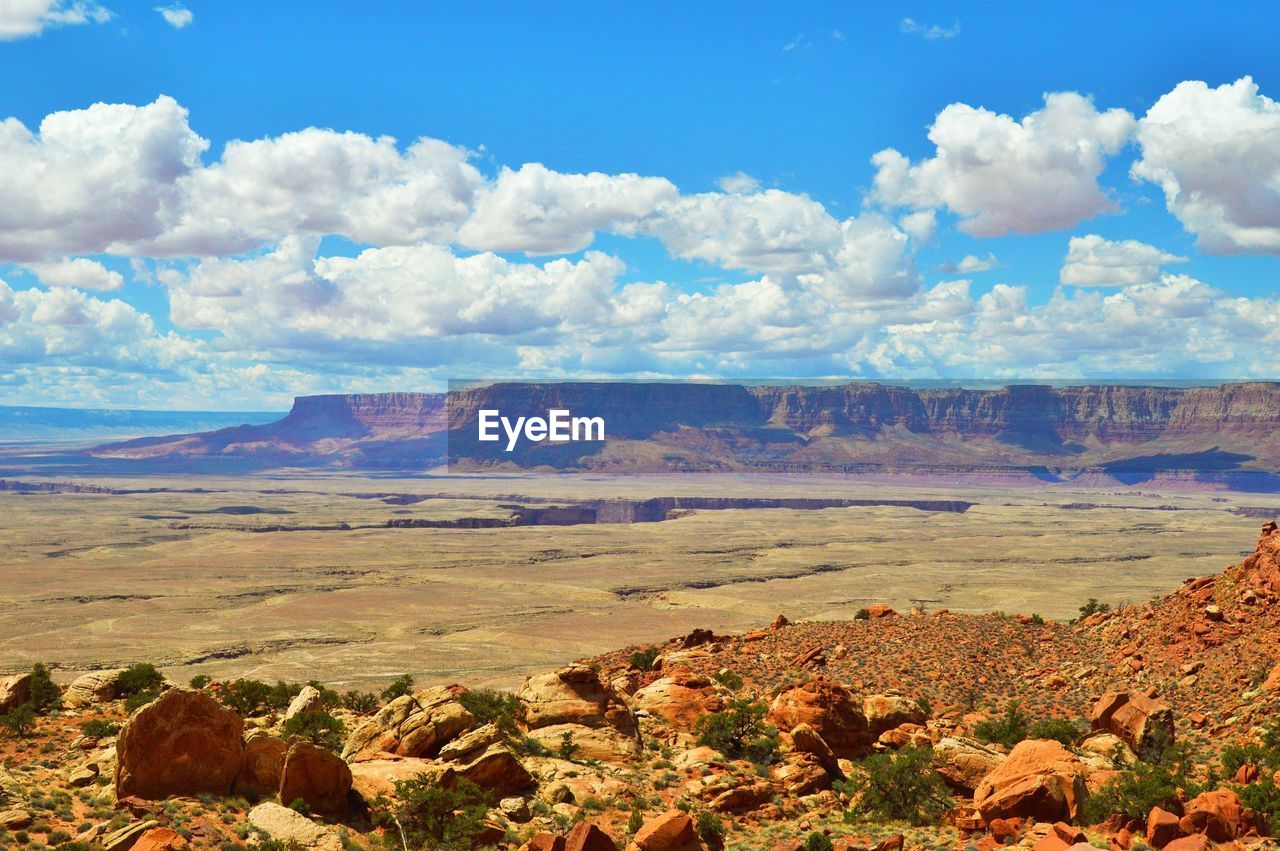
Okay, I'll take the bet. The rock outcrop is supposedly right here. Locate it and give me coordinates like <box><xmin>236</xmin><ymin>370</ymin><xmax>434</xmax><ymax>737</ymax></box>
<box><xmin>518</xmin><ymin>664</ymin><xmax>637</xmax><ymax>735</ymax></box>
<box><xmin>279</xmin><ymin>740</ymin><xmax>352</xmax><ymax>816</ymax></box>
<box><xmin>63</xmin><ymin>670</ymin><xmax>122</xmax><ymax>708</ymax></box>
<box><xmin>1090</xmin><ymin>692</ymin><xmax>1174</xmax><ymax>759</ymax></box>
<box><xmin>115</xmin><ymin>689</ymin><xmax>243</xmax><ymax>799</ymax></box>
<box><xmin>342</xmin><ymin>685</ymin><xmax>474</xmax><ymax>760</ymax></box>
<box><xmin>247</xmin><ymin>802</ymin><xmax>343</xmax><ymax>851</ymax></box>
<box><xmin>767</xmin><ymin>678</ymin><xmax>869</xmax><ymax>759</ymax></box>
<box><xmin>0</xmin><ymin>673</ymin><xmax>31</xmax><ymax>713</ymax></box>
<box><xmin>972</xmin><ymin>739</ymin><xmax>1088</xmax><ymax>823</ymax></box>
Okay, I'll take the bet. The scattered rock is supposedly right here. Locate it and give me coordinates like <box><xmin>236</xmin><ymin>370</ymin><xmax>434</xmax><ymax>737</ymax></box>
<box><xmin>565</xmin><ymin>821</ymin><xmax>620</xmax><ymax>851</ymax></box>
<box><xmin>633</xmin><ymin>809</ymin><xmax>697</xmax><ymax>850</ymax></box>
<box><xmin>284</xmin><ymin>684</ymin><xmax>325</xmax><ymax>721</ymax></box>
<box><xmin>1090</xmin><ymin>691</ymin><xmax>1174</xmax><ymax>760</ymax></box>
<box><xmin>132</xmin><ymin>827</ymin><xmax>187</xmax><ymax>851</ymax></box>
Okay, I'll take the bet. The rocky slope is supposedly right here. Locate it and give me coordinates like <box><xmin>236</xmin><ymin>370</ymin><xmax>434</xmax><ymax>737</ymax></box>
<box><xmin>2</xmin><ymin>521</ymin><xmax>1280</xmax><ymax>849</ymax></box>
<box><xmin>85</xmin><ymin>382</ymin><xmax>1280</xmax><ymax>486</ymax></box>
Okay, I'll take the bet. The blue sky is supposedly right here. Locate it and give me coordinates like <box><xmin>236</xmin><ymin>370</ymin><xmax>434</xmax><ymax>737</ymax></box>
<box><xmin>0</xmin><ymin>1</ymin><xmax>1278</xmax><ymax>408</ymax></box>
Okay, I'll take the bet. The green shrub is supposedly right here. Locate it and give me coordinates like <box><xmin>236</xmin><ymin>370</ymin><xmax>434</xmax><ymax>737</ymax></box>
<box><xmin>695</xmin><ymin>811</ymin><xmax>726</xmax><ymax>848</ymax></box>
<box><xmin>1027</xmin><ymin>717</ymin><xmax>1082</xmax><ymax>746</ymax></box>
<box><xmin>694</xmin><ymin>698</ymin><xmax>780</xmax><ymax>765</ymax></box>
<box><xmin>1030</xmin><ymin>613</ymin><xmax>1045</xmax><ymax>625</ymax></box>
<box><xmin>1076</xmin><ymin>598</ymin><xmax>1112</xmax><ymax>621</ymax></box>
<box><xmin>189</xmin><ymin>674</ymin><xmax>212</xmax><ymax>689</ymax></box>
<box><xmin>28</xmin><ymin>663</ymin><xmax>60</xmax><ymax>714</ymax></box>
<box><xmin>380</xmin><ymin>674</ymin><xmax>415</xmax><ymax>701</ymax></box>
<box><xmin>629</xmin><ymin>646</ymin><xmax>661</xmax><ymax>671</ymax></box>
<box><xmin>840</xmin><ymin>746</ymin><xmax>949</xmax><ymax>824</ymax></box>
<box><xmin>1083</xmin><ymin>761</ymin><xmax>1184</xmax><ymax>823</ymax></box>
<box><xmin>306</xmin><ymin>681</ymin><xmax>341</xmax><ymax>708</ymax></box>
<box><xmin>373</xmin><ymin>776</ymin><xmax>490</xmax><ymax>849</ymax></box>
<box><xmin>218</xmin><ymin>679</ymin><xmax>298</xmax><ymax>717</ymax></box>
<box><xmin>854</xmin><ymin>608</ymin><xmax>871</xmax><ymax>620</ymax></box>
<box><xmin>1237</xmin><ymin>776</ymin><xmax>1280</xmax><ymax>826</ymax></box>
<box><xmin>79</xmin><ymin>719</ymin><xmax>120</xmax><ymax>738</ymax></box>
<box><xmin>341</xmin><ymin>690</ymin><xmax>379</xmax><ymax>714</ymax></box>
<box><xmin>627</xmin><ymin>802</ymin><xmax>644</xmax><ymax>835</ymax></box>
<box><xmin>457</xmin><ymin>688</ymin><xmax>521</xmax><ymax>735</ymax></box>
<box><xmin>1</xmin><ymin>703</ymin><xmax>36</xmax><ymax>737</ymax></box>
<box><xmin>557</xmin><ymin>730</ymin><xmax>579</xmax><ymax>761</ymax></box>
<box><xmin>804</xmin><ymin>834</ymin><xmax>834</xmax><ymax>851</ymax></box>
<box><xmin>123</xmin><ymin>689</ymin><xmax>160</xmax><ymax>713</ymax></box>
<box><xmin>115</xmin><ymin>664</ymin><xmax>165</xmax><ymax>697</ymax></box>
<box><xmin>974</xmin><ymin>701</ymin><xmax>1030</xmax><ymax>748</ymax></box>
<box><xmin>281</xmin><ymin>711</ymin><xmax>345</xmax><ymax>753</ymax></box>
<box><xmin>711</xmin><ymin>670</ymin><xmax>743</xmax><ymax>692</ymax></box>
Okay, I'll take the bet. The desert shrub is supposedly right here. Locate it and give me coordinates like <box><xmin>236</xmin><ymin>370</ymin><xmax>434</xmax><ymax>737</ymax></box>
<box><xmin>218</xmin><ymin>679</ymin><xmax>298</xmax><ymax>717</ymax></box>
<box><xmin>694</xmin><ymin>698</ymin><xmax>780</xmax><ymax>765</ymax></box>
<box><xmin>457</xmin><ymin>688</ymin><xmax>521</xmax><ymax>735</ymax></box>
<box><xmin>695</xmin><ymin>811</ymin><xmax>726</xmax><ymax>848</ymax></box>
<box><xmin>79</xmin><ymin>719</ymin><xmax>120</xmax><ymax>738</ymax></box>
<box><xmin>1030</xmin><ymin>613</ymin><xmax>1046</xmax><ymax>625</ymax></box>
<box><xmin>557</xmin><ymin>730</ymin><xmax>579</xmax><ymax>761</ymax></box>
<box><xmin>341</xmin><ymin>691</ymin><xmax>379</xmax><ymax>714</ymax></box>
<box><xmin>1028</xmin><ymin>717</ymin><xmax>1082</xmax><ymax>746</ymax></box>
<box><xmin>1084</xmin><ymin>761</ymin><xmax>1184</xmax><ymax>823</ymax></box>
<box><xmin>629</xmin><ymin>646</ymin><xmax>661</xmax><ymax>671</ymax></box>
<box><xmin>627</xmin><ymin>802</ymin><xmax>645</xmax><ymax>835</ymax></box>
<box><xmin>513</xmin><ymin>736</ymin><xmax>549</xmax><ymax>757</ymax></box>
<box><xmin>854</xmin><ymin>608</ymin><xmax>871</xmax><ymax>620</ymax></box>
<box><xmin>28</xmin><ymin>663</ymin><xmax>60</xmax><ymax>714</ymax></box>
<box><xmin>189</xmin><ymin>675</ymin><xmax>212</xmax><ymax>689</ymax></box>
<box><xmin>711</xmin><ymin>670</ymin><xmax>743</xmax><ymax>692</ymax></box>
<box><xmin>373</xmin><ymin>776</ymin><xmax>490</xmax><ymax>849</ymax></box>
<box><xmin>1</xmin><ymin>704</ymin><xmax>36</xmax><ymax>737</ymax></box>
<box><xmin>1237</xmin><ymin>776</ymin><xmax>1280</xmax><ymax>826</ymax></box>
<box><xmin>840</xmin><ymin>746</ymin><xmax>950</xmax><ymax>824</ymax></box>
<box><xmin>974</xmin><ymin>701</ymin><xmax>1030</xmax><ymax>748</ymax></box>
<box><xmin>1075</xmin><ymin>598</ymin><xmax>1112</xmax><ymax>621</ymax></box>
<box><xmin>115</xmin><ymin>664</ymin><xmax>164</xmax><ymax>697</ymax></box>
<box><xmin>1222</xmin><ymin>742</ymin><xmax>1272</xmax><ymax>774</ymax></box>
<box><xmin>281</xmin><ymin>711</ymin><xmax>345</xmax><ymax>753</ymax></box>
<box><xmin>123</xmin><ymin>690</ymin><xmax>160</xmax><ymax>713</ymax></box>
<box><xmin>804</xmin><ymin>834</ymin><xmax>834</xmax><ymax>851</ymax></box>
<box><xmin>380</xmin><ymin>674</ymin><xmax>415</xmax><ymax>701</ymax></box>
<box><xmin>915</xmin><ymin>696</ymin><xmax>932</xmax><ymax>719</ymax></box>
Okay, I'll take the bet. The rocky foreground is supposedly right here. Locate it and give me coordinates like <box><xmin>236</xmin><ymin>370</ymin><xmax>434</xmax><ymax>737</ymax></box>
<box><xmin>3</xmin><ymin>523</ymin><xmax>1280</xmax><ymax>850</ymax></box>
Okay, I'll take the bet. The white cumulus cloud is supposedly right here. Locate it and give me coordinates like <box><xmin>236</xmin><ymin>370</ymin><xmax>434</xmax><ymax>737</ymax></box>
<box><xmin>871</xmin><ymin>92</ymin><xmax>1136</xmax><ymax>236</ymax></box>
<box><xmin>1059</xmin><ymin>234</ymin><xmax>1187</xmax><ymax>287</ymax></box>
<box><xmin>154</xmin><ymin>3</ymin><xmax>192</xmax><ymax>28</ymax></box>
<box><xmin>23</xmin><ymin>257</ymin><xmax>124</xmax><ymax>290</ymax></box>
<box><xmin>1132</xmin><ymin>76</ymin><xmax>1280</xmax><ymax>254</ymax></box>
<box><xmin>0</xmin><ymin>0</ymin><xmax>110</xmax><ymax>40</ymax></box>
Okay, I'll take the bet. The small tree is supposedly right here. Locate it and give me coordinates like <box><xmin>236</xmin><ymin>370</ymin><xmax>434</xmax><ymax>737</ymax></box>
<box><xmin>457</xmin><ymin>688</ymin><xmax>521</xmax><ymax>735</ymax></box>
<box><xmin>974</xmin><ymin>701</ymin><xmax>1030</xmax><ymax>748</ymax></box>
<box><xmin>1084</xmin><ymin>761</ymin><xmax>1183</xmax><ymax>823</ymax></box>
<box><xmin>28</xmin><ymin>663</ymin><xmax>60</xmax><ymax>714</ymax></box>
<box><xmin>342</xmin><ymin>691</ymin><xmax>379</xmax><ymax>714</ymax></box>
<box><xmin>841</xmin><ymin>747</ymin><xmax>950</xmax><ymax>824</ymax></box>
<box><xmin>380</xmin><ymin>674</ymin><xmax>415</xmax><ymax>701</ymax></box>
<box><xmin>804</xmin><ymin>834</ymin><xmax>834</xmax><ymax>851</ymax></box>
<box><xmin>374</xmin><ymin>776</ymin><xmax>490</xmax><ymax>849</ymax></box>
<box><xmin>696</xmin><ymin>811</ymin><xmax>727</xmax><ymax>849</ymax></box>
<box><xmin>629</xmin><ymin>646</ymin><xmax>661</xmax><ymax>671</ymax></box>
<box><xmin>1027</xmin><ymin>718</ymin><xmax>1083</xmax><ymax>746</ymax></box>
<box><xmin>281</xmin><ymin>711</ymin><xmax>345</xmax><ymax>753</ymax></box>
<box><xmin>115</xmin><ymin>663</ymin><xmax>165</xmax><ymax>697</ymax></box>
<box><xmin>558</xmin><ymin>730</ymin><xmax>579</xmax><ymax>761</ymax></box>
<box><xmin>1</xmin><ymin>704</ymin><xmax>36</xmax><ymax>738</ymax></box>
<box><xmin>694</xmin><ymin>699</ymin><xmax>780</xmax><ymax>765</ymax></box>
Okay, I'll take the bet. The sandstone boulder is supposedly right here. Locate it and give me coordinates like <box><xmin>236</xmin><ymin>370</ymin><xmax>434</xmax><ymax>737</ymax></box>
<box><xmin>633</xmin><ymin>809</ymin><xmax>697</xmax><ymax>850</ymax></box>
<box><xmin>518</xmin><ymin>664</ymin><xmax>636</xmax><ymax>736</ymax></box>
<box><xmin>632</xmin><ymin>674</ymin><xmax>726</xmax><ymax>730</ymax></box>
<box><xmin>247</xmin><ymin>802</ymin><xmax>342</xmax><ymax>851</ymax></box>
<box><xmin>64</xmin><ymin>670</ymin><xmax>123</xmax><ymax>708</ymax></box>
<box><xmin>863</xmin><ymin>695</ymin><xmax>926</xmax><ymax>736</ymax></box>
<box><xmin>132</xmin><ymin>827</ymin><xmax>187</xmax><ymax>851</ymax></box>
<box><xmin>772</xmin><ymin>753</ymin><xmax>832</xmax><ymax>796</ymax></box>
<box><xmin>279</xmin><ymin>739</ymin><xmax>352</xmax><ymax>816</ymax></box>
<box><xmin>0</xmin><ymin>673</ymin><xmax>31</xmax><ymax>713</ymax></box>
<box><xmin>767</xmin><ymin>678</ymin><xmax>869</xmax><ymax>759</ymax></box>
<box><xmin>115</xmin><ymin>688</ymin><xmax>243</xmax><ymax>799</ymax></box>
<box><xmin>1179</xmin><ymin>788</ymin><xmax>1245</xmax><ymax>842</ymax></box>
<box><xmin>972</xmin><ymin>739</ymin><xmax>1087</xmax><ymax>823</ymax></box>
<box><xmin>342</xmin><ymin>685</ymin><xmax>474</xmax><ymax>761</ymax></box>
<box><xmin>789</xmin><ymin>722</ymin><xmax>841</xmax><ymax>775</ymax></box>
<box><xmin>565</xmin><ymin>821</ymin><xmax>620</xmax><ymax>851</ymax></box>
<box><xmin>1147</xmin><ymin>806</ymin><xmax>1185</xmax><ymax>848</ymax></box>
<box><xmin>455</xmin><ymin>743</ymin><xmax>535</xmax><ymax>796</ymax></box>
<box><xmin>1078</xmin><ymin>731</ymin><xmax>1138</xmax><ymax>771</ymax></box>
<box><xmin>233</xmin><ymin>729</ymin><xmax>285</xmax><ymax>798</ymax></box>
<box><xmin>1090</xmin><ymin>692</ymin><xmax>1174</xmax><ymax>760</ymax></box>
<box><xmin>284</xmin><ymin>685</ymin><xmax>325</xmax><ymax>721</ymax></box>
<box><xmin>525</xmin><ymin>722</ymin><xmax>641</xmax><ymax>762</ymax></box>
<box><xmin>349</xmin><ymin>759</ymin><xmax>451</xmax><ymax>801</ymax></box>
<box><xmin>438</xmin><ymin>722</ymin><xmax>503</xmax><ymax>762</ymax></box>
<box><xmin>932</xmin><ymin>736</ymin><xmax>1006</xmax><ymax>793</ymax></box>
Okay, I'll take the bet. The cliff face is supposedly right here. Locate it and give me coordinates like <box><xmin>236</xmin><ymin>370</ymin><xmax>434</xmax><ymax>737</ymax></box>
<box><xmin>89</xmin><ymin>382</ymin><xmax>1280</xmax><ymax>483</ymax></box>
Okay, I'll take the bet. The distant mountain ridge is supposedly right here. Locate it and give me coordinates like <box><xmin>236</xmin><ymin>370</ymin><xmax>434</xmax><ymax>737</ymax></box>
<box><xmin>0</xmin><ymin>404</ymin><xmax>282</xmax><ymax>444</ymax></box>
<box><xmin>83</xmin><ymin>381</ymin><xmax>1280</xmax><ymax>486</ymax></box>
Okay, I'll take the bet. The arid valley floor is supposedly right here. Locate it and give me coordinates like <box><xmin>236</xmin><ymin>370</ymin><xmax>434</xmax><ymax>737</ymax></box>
<box><xmin>1</xmin><ymin>471</ymin><xmax>1271</xmax><ymax>691</ymax></box>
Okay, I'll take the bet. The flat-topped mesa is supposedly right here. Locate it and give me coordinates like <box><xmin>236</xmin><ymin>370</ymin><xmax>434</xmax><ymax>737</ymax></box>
<box><xmin>282</xmin><ymin>393</ymin><xmax>447</xmax><ymax>439</ymax></box>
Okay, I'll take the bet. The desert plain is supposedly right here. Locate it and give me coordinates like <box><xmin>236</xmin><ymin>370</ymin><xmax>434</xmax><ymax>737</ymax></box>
<box><xmin>1</xmin><ymin>470</ymin><xmax>1271</xmax><ymax>691</ymax></box>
